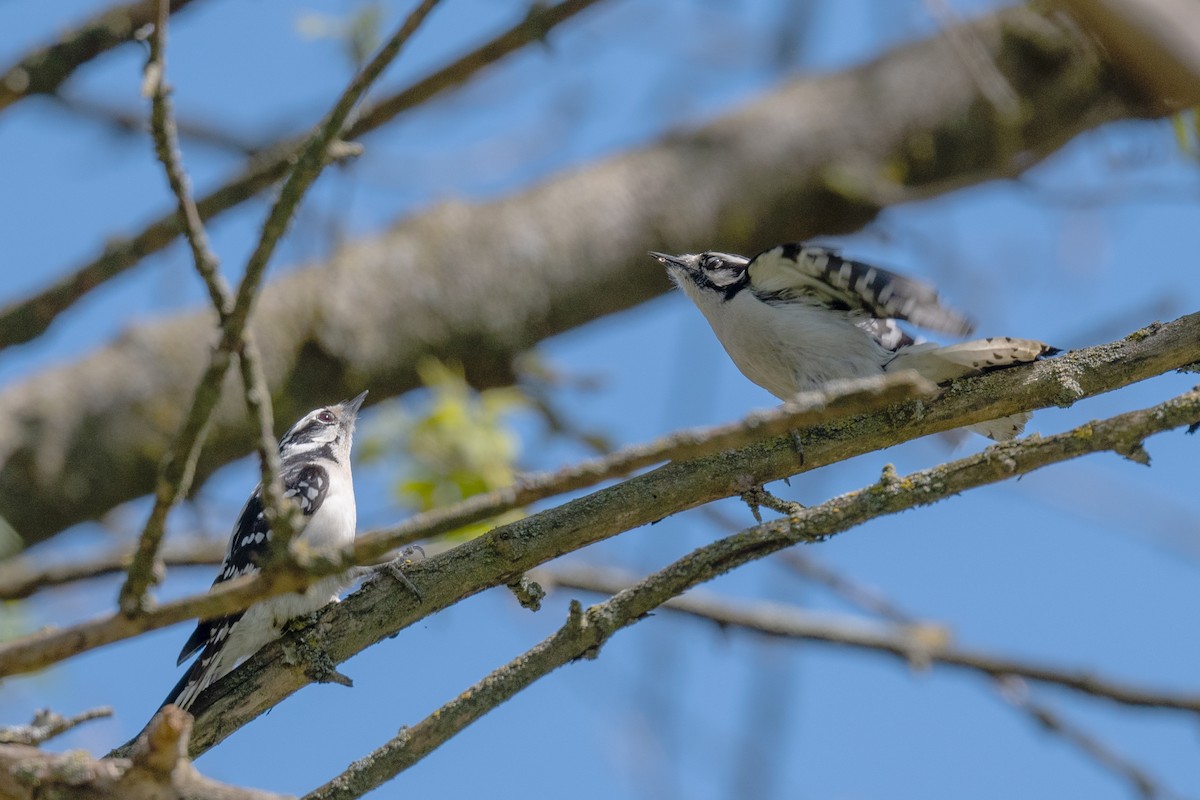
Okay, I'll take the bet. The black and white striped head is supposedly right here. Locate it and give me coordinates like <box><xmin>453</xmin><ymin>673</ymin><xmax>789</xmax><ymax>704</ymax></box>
<box><xmin>278</xmin><ymin>390</ymin><xmax>368</xmax><ymax>465</ymax></box>
<box><xmin>649</xmin><ymin>251</ymin><xmax>751</xmax><ymax>302</ymax></box>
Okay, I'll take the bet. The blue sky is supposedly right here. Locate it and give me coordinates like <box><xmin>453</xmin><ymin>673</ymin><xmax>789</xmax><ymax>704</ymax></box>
<box><xmin>0</xmin><ymin>1</ymin><xmax>1198</xmax><ymax>798</ymax></box>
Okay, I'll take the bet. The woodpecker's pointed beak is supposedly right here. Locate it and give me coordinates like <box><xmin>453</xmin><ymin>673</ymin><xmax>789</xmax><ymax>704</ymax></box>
<box><xmin>648</xmin><ymin>251</ymin><xmax>687</xmax><ymax>269</ymax></box>
<box><xmin>342</xmin><ymin>390</ymin><xmax>368</xmax><ymax>417</ymax></box>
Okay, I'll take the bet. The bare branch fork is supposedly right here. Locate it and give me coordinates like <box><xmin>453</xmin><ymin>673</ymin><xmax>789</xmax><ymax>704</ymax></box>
<box><xmin>300</xmin><ymin>384</ymin><xmax>1200</xmax><ymax>798</ymax></box>
<box><xmin>117</xmin><ymin>0</ymin><xmax>446</xmax><ymax>614</ymax></box>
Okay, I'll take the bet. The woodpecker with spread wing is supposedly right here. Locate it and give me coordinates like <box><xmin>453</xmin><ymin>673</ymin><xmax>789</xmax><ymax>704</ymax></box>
<box><xmin>650</xmin><ymin>244</ymin><xmax>1056</xmax><ymax>440</ymax></box>
<box><xmin>162</xmin><ymin>391</ymin><xmax>367</xmax><ymax>711</ymax></box>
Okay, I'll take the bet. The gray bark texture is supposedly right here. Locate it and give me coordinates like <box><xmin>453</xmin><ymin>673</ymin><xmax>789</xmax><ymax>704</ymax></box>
<box><xmin>0</xmin><ymin>5</ymin><xmax>1154</xmax><ymax>547</ymax></box>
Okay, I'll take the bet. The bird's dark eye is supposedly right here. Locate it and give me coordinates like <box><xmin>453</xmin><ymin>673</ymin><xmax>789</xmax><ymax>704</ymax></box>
<box><xmin>317</xmin><ymin>410</ymin><xmax>335</xmax><ymax>424</ymax></box>
<box><xmin>701</xmin><ymin>256</ymin><xmax>722</xmax><ymax>271</ymax></box>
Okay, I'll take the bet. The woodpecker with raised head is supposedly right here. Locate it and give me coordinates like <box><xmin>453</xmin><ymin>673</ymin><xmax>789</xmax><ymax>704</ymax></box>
<box><xmin>650</xmin><ymin>244</ymin><xmax>1057</xmax><ymax>440</ymax></box>
<box><xmin>162</xmin><ymin>391</ymin><xmax>368</xmax><ymax>711</ymax></box>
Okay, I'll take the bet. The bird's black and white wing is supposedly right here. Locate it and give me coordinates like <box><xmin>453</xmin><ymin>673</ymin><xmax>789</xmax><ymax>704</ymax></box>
<box><xmin>163</xmin><ymin>463</ymin><xmax>330</xmax><ymax>710</ymax></box>
<box><xmin>746</xmin><ymin>243</ymin><xmax>976</xmax><ymax>337</ymax></box>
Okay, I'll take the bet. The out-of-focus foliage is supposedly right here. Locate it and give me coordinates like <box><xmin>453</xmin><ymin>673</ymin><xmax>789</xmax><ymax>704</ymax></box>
<box><xmin>296</xmin><ymin>2</ymin><xmax>384</xmax><ymax>70</ymax></box>
<box><xmin>361</xmin><ymin>358</ymin><xmax>528</xmax><ymax>539</ymax></box>
<box><xmin>1171</xmin><ymin>109</ymin><xmax>1200</xmax><ymax>161</ymax></box>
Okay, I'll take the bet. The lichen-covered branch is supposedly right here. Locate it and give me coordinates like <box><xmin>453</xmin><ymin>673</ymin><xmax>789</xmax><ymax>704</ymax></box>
<box><xmin>0</xmin><ymin>373</ymin><xmax>931</xmax><ymax>679</ymax></box>
<box><xmin>299</xmin><ymin>386</ymin><xmax>1200</xmax><ymax>799</ymax></box>
<box><xmin>350</xmin><ymin>372</ymin><xmax>937</xmax><ymax>563</ymax></box>
<box><xmin>0</xmin><ymin>373</ymin><xmax>931</xmax><ymax>603</ymax></box>
<box><xmin>0</xmin><ymin>707</ymin><xmax>113</xmax><ymax>746</ymax></box>
<box><xmin>0</xmin><ymin>3</ymin><xmax>1159</xmax><ymax>548</ymax></box>
<box><xmin>182</xmin><ymin>330</ymin><xmax>1200</xmax><ymax>757</ymax></box>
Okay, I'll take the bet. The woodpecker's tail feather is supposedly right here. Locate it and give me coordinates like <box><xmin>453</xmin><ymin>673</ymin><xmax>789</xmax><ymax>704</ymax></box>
<box><xmin>886</xmin><ymin>337</ymin><xmax>1057</xmax><ymax>383</ymax></box>
<box><xmin>886</xmin><ymin>336</ymin><xmax>1058</xmax><ymax>441</ymax></box>
<box><xmin>161</xmin><ymin>645</ymin><xmax>226</xmax><ymax>712</ymax></box>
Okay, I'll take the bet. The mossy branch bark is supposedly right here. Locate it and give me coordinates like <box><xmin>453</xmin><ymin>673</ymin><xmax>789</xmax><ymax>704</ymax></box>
<box><xmin>301</xmin><ymin>384</ymin><xmax>1200</xmax><ymax>799</ymax></box>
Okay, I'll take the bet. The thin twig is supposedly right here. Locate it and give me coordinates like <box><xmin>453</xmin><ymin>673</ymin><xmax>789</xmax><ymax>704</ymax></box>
<box><xmin>118</xmin><ymin>0</ymin><xmax>282</xmax><ymax>612</ymax></box>
<box><xmin>142</xmin><ymin>0</ymin><xmax>292</xmax><ymax>561</ymax></box>
<box><xmin>51</xmin><ymin>93</ymin><xmax>265</xmax><ymax>155</ymax></box>
<box><xmin>922</xmin><ymin>0</ymin><xmax>1020</xmax><ymax>119</ymax></box>
<box><xmin>775</xmin><ymin>550</ymin><xmax>1177</xmax><ymax>799</ymax></box>
<box><xmin>0</xmin><ymin>0</ymin><xmax>200</xmax><ymax>113</ymax></box>
<box><xmin>117</xmin><ymin>0</ymin><xmax>442</xmax><ymax>612</ymax></box>
<box><xmin>0</xmin><ymin>539</ymin><xmax>224</xmax><ymax>601</ymax></box>
<box><xmin>300</xmin><ymin>386</ymin><xmax>1200</xmax><ymax>797</ymax></box>
<box><xmin>0</xmin><ymin>707</ymin><xmax>113</xmax><ymax>746</ymax></box>
<box><xmin>536</xmin><ymin>564</ymin><xmax>1200</xmax><ymax>714</ymax></box>
<box><xmin>776</xmin><ymin>550</ymin><xmax>919</xmax><ymax>624</ymax></box>
<box><xmin>0</xmin><ymin>0</ymin><xmax>606</xmax><ymax>351</ymax></box>
<box><xmin>118</xmin><ymin>0</ymin><xmax>229</xmax><ymax>613</ymax></box>
<box><xmin>996</xmin><ymin>677</ymin><xmax>1178</xmax><ymax>800</ymax></box>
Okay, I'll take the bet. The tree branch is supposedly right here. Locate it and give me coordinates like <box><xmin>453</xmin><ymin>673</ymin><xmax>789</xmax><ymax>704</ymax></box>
<box><xmin>299</xmin><ymin>386</ymin><xmax>1200</xmax><ymax>796</ymax></box>
<box><xmin>0</xmin><ymin>0</ymin><xmax>200</xmax><ymax>113</ymax></box>
<box><xmin>0</xmin><ymin>706</ymin><xmax>290</xmax><ymax>800</ymax></box>
<box><xmin>184</xmin><ymin>358</ymin><xmax>1200</xmax><ymax>758</ymax></box>
<box><xmin>0</xmin><ymin>373</ymin><xmax>931</xmax><ymax>680</ymax></box>
<box><xmin>0</xmin><ymin>707</ymin><xmax>113</xmax><ymax>746</ymax></box>
<box><xmin>537</xmin><ymin>563</ymin><xmax>1200</xmax><ymax>713</ymax></box>
<box><xmin>0</xmin><ymin>373</ymin><xmax>932</xmax><ymax>602</ymax></box>
<box><xmin>776</xmin><ymin>548</ymin><xmax>1178</xmax><ymax>798</ymax></box>
<box><xmin>349</xmin><ymin>372</ymin><xmax>937</xmax><ymax>563</ymax></box>
<box><xmin>0</xmin><ymin>539</ymin><xmax>224</xmax><ymax>601</ymax></box>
